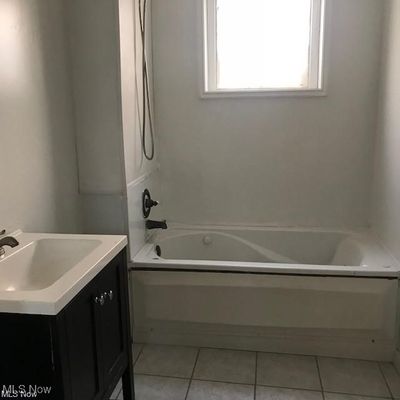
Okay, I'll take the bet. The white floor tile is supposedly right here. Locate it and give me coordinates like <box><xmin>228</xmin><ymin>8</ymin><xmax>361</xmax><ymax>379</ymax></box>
<box><xmin>134</xmin><ymin>375</ymin><xmax>189</xmax><ymax>400</ymax></box>
<box><xmin>257</xmin><ymin>353</ymin><xmax>321</xmax><ymax>390</ymax></box>
<box><xmin>135</xmin><ymin>344</ymin><xmax>198</xmax><ymax>378</ymax></box>
<box><xmin>187</xmin><ymin>380</ymin><xmax>254</xmax><ymax>400</ymax></box>
<box><xmin>193</xmin><ymin>348</ymin><xmax>256</xmax><ymax>384</ymax></box>
<box><xmin>256</xmin><ymin>386</ymin><xmax>323</xmax><ymax>400</ymax></box>
<box><xmin>318</xmin><ymin>357</ymin><xmax>390</xmax><ymax>397</ymax></box>
<box><xmin>380</xmin><ymin>363</ymin><xmax>400</xmax><ymax>398</ymax></box>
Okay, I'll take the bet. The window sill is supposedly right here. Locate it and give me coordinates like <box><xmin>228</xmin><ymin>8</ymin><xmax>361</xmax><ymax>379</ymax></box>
<box><xmin>201</xmin><ymin>88</ymin><xmax>327</xmax><ymax>99</ymax></box>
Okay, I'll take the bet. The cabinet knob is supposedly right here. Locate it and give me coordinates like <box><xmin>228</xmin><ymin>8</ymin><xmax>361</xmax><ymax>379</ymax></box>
<box><xmin>95</xmin><ymin>295</ymin><xmax>105</xmax><ymax>306</ymax></box>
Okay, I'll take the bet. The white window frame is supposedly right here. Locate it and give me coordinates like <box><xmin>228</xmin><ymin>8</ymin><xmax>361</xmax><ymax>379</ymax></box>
<box><xmin>202</xmin><ymin>0</ymin><xmax>327</xmax><ymax>98</ymax></box>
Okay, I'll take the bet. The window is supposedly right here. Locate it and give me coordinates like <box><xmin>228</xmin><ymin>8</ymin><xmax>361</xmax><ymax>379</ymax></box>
<box><xmin>203</xmin><ymin>0</ymin><xmax>326</xmax><ymax>96</ymax></box>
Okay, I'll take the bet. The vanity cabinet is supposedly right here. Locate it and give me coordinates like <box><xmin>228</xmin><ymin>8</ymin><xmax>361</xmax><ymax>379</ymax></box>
<box><xmin>0</xmin><ymin>249</ymin><xmax>134</xmax><ymax>400</ymax></box>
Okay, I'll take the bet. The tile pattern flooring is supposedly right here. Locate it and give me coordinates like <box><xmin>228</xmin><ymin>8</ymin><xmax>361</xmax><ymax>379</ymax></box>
<box><xmin>110</xmin><ymin>344</ymin><xmax>400</xmax><ymax>400</ymax></box>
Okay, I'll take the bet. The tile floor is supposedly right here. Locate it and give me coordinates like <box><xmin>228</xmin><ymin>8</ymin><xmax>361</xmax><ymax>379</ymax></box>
<box><xmin>110</xmin><ymin>344</ymin><xmax>400</xmax><ymax>400</ymax></box>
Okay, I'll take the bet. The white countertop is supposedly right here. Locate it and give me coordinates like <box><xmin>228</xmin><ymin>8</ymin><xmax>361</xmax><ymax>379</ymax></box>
<box><xmin>0</xmin><ymin>231</ymin><xmax>127</xmax><ymax>315</ymax></box>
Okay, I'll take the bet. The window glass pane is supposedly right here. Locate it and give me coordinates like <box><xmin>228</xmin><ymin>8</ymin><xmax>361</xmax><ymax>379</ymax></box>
<box><xmin>216</xmin><ymin>0</ymin><xmax>312</xmax><ymax>90</ymax></box>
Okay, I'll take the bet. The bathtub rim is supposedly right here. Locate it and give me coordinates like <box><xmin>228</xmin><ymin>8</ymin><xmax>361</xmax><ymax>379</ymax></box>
<box><xmin>134</xmin><ymin>225</ymin><xmax>400</xmax><ymax>278</ymax></box>
<box><xmin>133</xmin><ymin>244</ymin><xmax>400</xmax><ymax>278</ymax></box>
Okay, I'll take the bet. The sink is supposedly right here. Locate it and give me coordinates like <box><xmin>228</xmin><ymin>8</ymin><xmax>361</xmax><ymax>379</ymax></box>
<box><xmin>0</xmin><ymin>238</ymin><xmax>101</xmax><ymax>291</ymax></box>
<box><xmin>0</xmin><ymin>231</ymin><xmax>127</xmax><ymax>315</ymax></box>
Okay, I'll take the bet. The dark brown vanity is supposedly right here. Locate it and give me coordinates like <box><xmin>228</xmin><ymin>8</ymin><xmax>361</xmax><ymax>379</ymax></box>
<box><xmin>0</xmin><ymin>249</ymin><xmax>134</xmax><ymax>400</ymax></box>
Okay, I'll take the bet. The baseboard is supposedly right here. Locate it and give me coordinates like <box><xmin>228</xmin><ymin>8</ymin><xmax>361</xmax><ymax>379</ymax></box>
<box><xmin>134</xmin><ymin>326</ymin><xmax>395</xmax><ymax>362</ymax></box>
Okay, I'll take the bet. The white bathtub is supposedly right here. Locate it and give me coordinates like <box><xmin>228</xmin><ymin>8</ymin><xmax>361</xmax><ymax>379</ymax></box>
<box><xmin>134</xmin><ymin>226</ymin><xmax>399</xmax><ymax>277</ymax></box>
<box><xmin>132</xmin><ymin>226</ymin><xmax>400</xmax><ymax>360</ymax></box>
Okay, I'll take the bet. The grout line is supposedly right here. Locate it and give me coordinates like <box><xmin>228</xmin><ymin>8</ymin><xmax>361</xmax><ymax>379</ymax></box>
<box><xmin>200</xmin><ymin>345</ymin><xmax>257</xmax><ymax>354</ymax></box>
<box><xmin>135</xmin><ymin>372</ymin><xmax>253</xmax><ymax>392</ymax></box>
<box><xmin>136</xmin><ymin>344</ymin><xmax>145</xmax><ymax>362</ymax></box>
<box><xmin>137</xmin><ymin>343</ymin><xmax>385</xmax><ymax>363</ymax></box>
<box><xmin>134</xmin><ymin>373</ymin><xmax>256</xmax><ymax>388</ymax></box>
<box><xmin>254</xmin><ymin>352</ymin><xmax>258</xmax><ymax>400</ymax></box>
<box><xmin>316</xmin><ymin>356</ymin><xmax>325</xmax><ymax>400</ymax></box>
<box><xmin>140</xmin><ymin>342</ymin><xmax>258</xmax><ymax>354</ymax></box>
<box><xmin>378</xmin><ymin>362</ymin><xmax>395</xmax><ymax>399</ymax></box>
<box><xmin>135</xmin><ymin>372</ymin><xmax>192</xmax><ymax>381</ymax></box>
<box><xmin>314</xmin><ymin>355</ymin><xmax>388</xmax><ymax>363</ymax></box>
<box><xmin>135</xmin><ymin>372</ymin><xmax>322</xmax><ymax>390</ymax></box>
<box><xmin>185</xmin><ymin>348</ymin><xmax>201</xmax><ymax>400</ymax></box>
<box><xmin>133</xmin><ymin>343</ymin><xmax>145</xmax><ymax>368</ymax></box>
<box><xmin>323</xmin><ymin>391</ymin><xmax>392</xmax><ymax>399</ymax></box>
<box><xmin>256</xmin><ymin>383</ymin><xmax>323</xmax><ymax>393</ymax></box>
<box><xmin>189</xmin><ymin>378</ymin><xmax>256</xmax><ymax>387</ymax></box>
<box><xmin>136</xmin><ymin>372</ymin><xmax>255</xmax><ymax>388</ymax></box>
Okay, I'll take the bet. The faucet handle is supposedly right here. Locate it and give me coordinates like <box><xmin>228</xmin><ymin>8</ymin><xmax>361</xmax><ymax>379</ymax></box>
<box><xmin>142</xmin><ymin>189</ymin><xmax>159</xmax><ymax>218</ymax></box>
<box><xmin>146</xmin><ymin>199</ymin><xmax>159</xmax><ymax>208</ymax></box>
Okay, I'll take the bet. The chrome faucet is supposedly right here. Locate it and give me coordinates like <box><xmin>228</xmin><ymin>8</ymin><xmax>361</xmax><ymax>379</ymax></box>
<box><xmin>0</xmin><ymin>236</ymin><xmax>19</xmax><ymax>257</ymax></box>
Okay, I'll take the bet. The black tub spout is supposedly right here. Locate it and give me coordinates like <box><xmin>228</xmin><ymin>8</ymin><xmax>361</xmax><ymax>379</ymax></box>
<box><xmin>146</xmin><ymin>220</ymin><xmax>168</xmax><ymax>230</ymax></box>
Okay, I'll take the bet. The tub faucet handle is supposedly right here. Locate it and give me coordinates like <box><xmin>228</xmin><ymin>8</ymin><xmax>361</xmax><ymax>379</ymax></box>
<box><xmin>142</xmin><ymin>189</ymin><xmax>159</xmax><ymax>218</ymax></box>
<box><xmin>146</xmin><ymin>198</ymin><xmax>159</xmax><ymax>208</ymax></box>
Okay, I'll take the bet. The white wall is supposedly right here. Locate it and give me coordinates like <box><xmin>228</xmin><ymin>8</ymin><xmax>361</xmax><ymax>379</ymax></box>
<box><xmin>64</xmin><ymin>0</ymin><xmax>160</xmax><ymax>249</ymax></box>
<box><xmin>371</xmin><ymin>0</ymin><xmax>400</xmax><ymax>261</ymax></box>
<box><xmin>64</xmin><ymin>0</ymin><xmax>126</xmax><ymax>235</ymax></box>
<box><xmin>120</xmin><ymin>0</ymin><xmax>157</xmax><ymax>186</ymax></box>
<box><xmin>0</xmin><ymin>0</ymin><xmax>81</xmax><ymax>233</ymax></box>
<box><xmin>120</xmin><ymin>0</ymin><xmax>162</xmax><ymax>257</ymax></box>
<box><xmin>66</xmin><ymin>0</ymin><xmax>125</xmax><ymax>196</ymax></box>
<box><xmin>152</xmin><ymin>0</ymin><xmax>384</xmax><ymax>228</ymax></box>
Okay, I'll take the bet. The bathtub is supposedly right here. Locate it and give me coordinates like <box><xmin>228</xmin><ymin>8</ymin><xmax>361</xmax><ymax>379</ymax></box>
<box><xmin>132</xmin><ymin>226</ymin><xmax>400</xmax><ymax>360</ymax></box>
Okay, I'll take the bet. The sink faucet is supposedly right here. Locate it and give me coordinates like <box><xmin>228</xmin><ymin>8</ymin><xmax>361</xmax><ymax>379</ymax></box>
<box><xmin>0</xmin><ymin>236</ymin><xmax>19</xmax><ymax>257</ymax></box>
<box><xmin>146</xmin><ymin>220</ymin><xmax>168</xmax><ymax>230</ymax></box>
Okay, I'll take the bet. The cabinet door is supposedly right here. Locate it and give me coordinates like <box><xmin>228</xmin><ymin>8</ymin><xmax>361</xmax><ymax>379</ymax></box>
<box><xmin>0</xmin><ymin>314</ymin><xmax>55</xmax><ymax>389</ymax></box>
<box><xmin>63</xmin><ymin>278</ymin><xmax>103</xmax><ymax>400</ymax></box>
<box><xmin>96</xmin><ymin>253</ymin><xmax>128</xmax><ymax>387</ymax></box>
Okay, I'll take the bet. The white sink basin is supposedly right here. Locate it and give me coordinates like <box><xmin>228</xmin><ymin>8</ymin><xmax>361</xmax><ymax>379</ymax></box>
<box><xmin>0</xmin><ymin>238</ymin><xmax>102</xmax><ymax>291</ymax></box>
<box><xmin>0</xmin><ymin>231</ymin><xmax>127</xmax><ymax>315</ymax></box>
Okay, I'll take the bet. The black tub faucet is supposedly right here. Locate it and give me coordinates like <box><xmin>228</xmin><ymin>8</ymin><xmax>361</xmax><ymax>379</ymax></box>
<box><xmin>146</xmin><ymin>220</ymin><xmax>168</xmax><ymax>230</ymax></box>
<box><xmin>0</xmin><ymin>236</ymin><xmax>19</xmax><ymax>257</ymax></box>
